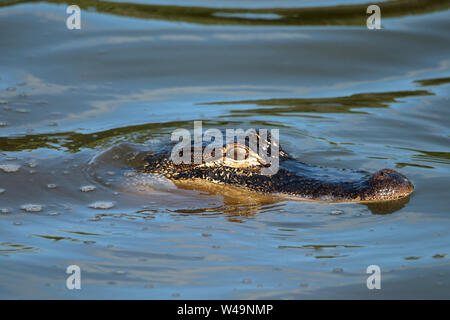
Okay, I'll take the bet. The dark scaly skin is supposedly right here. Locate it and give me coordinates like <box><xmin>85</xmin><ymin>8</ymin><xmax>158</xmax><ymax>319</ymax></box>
<box><xmin>142</xmin><ymin>134</ymin><xmax>414</xmax><ymax>203</ymax></box>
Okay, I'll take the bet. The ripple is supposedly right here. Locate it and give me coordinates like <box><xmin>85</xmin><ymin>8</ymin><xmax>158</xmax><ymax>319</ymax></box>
<box><xmin>80</xmin><ymin>185</ymin><xmax>96</xmax><ymax>192</ymax></box>
<box><xmin>0</xmin><ymin>164</ymin><xmax>21</xmax><ymax>173</ymax></box>
<box><xmin>20</xmin><ymin>204</ymin><xmax>43</xmax><ymax>212</ymax></box>
<box><xmin>0</xmin><ymin>208</ymin><xmax>11</xmax><ymax>214</ymax></box>
<box><xmin>89</xmin><ymin>201</ymin><xmax>115</xmax><ymax>209</ymax></box>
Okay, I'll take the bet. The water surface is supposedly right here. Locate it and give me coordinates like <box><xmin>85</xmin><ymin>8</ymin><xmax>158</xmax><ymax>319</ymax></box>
<box><xmin>0</xmin><ymin>0</ymin><xmax>449</xmax><ymax>299</ymax></box>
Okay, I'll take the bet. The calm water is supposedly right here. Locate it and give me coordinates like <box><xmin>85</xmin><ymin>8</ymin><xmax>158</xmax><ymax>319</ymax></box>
<box><xmin>0</xmin><ymin>0</ymin><xmax>449</xmax><ymax>299</ymax></box>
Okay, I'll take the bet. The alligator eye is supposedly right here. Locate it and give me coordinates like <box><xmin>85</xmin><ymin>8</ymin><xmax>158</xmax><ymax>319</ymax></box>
<box><xmin>223</xmin><ymin>143</ymin><xmax>263</xmax><ymax>167</ymax></box>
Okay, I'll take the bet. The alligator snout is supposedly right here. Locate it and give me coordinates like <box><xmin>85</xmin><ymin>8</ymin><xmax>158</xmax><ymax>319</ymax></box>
<box><xmin>363</xmin><ymin>169</ymin><xmax>414</xmax><ymax>201</ymax></box>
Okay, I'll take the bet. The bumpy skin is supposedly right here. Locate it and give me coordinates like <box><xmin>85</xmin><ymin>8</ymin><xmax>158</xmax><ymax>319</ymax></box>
<box><xmin>142</xmin><ymin>135</ymin><xmax>414</xmax><ymax>203</ymax></box>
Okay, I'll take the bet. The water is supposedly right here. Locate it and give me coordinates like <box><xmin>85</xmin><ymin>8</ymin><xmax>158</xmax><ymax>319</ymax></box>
<box><xmin>0</xmin><ymin>0</ymin><xmax>449</xmax><ymax>299</ymax></box>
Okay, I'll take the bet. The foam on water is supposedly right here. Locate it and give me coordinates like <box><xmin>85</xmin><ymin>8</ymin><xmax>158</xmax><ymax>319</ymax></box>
<box><xmin>0</xmin><ymin>164</ymin><xmax>21</xmax><ymax>173</ymax></box>
<box><xmin>20</xmin><ymin>204</ymin><xmax>43</xmax><ymax>212</ymax></box>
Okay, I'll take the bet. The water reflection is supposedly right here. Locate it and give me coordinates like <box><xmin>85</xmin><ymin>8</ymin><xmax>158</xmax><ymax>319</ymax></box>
<box><xmin>2</xmin><ymin>0</ymin><xmax>449</xmax><ymax>26</ymax></box>
<box><xmin>200</xmin><ymin>90</ymin><xmax>433</xmax><ymax>115</ymax></box>
<box><xmin>364</xmin><ymin>196</ymin><xmax>410</xmax><ymax>214</ymax></box>
<box><xmin>414</xmin><ymin>77</ymin><xmax>450</xmax><ymax>87</ymax></box>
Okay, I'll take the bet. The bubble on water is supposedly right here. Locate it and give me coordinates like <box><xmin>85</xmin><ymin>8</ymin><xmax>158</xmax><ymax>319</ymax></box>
<box><xmin>80</xmin><ymin>185</ymin><xmax>96</xmax><ymax>192</ymax></box>
<box><xmin>63</xmin><ymin>170</ymin><xmax>70</xmax><ymax>175</ymax></box>
<box><xmin>28</xmin><ymin>161</ymin><xmax>38</xmax><ymax>168</ymax></box>
<box><xmin>21</xmin><ymin>204</ymin><xmax>43</xmax><ymax>212</ymax></box>
<box><xmin>123</xmin><ymin>170</ymin><xmax>137</xmax><ymax>177</ymax></box>
<box><xmin>0</xmin><ymin>188</ymin><xmax>5</xmax><ymax>194</ymax></box>
<box><xmin>13</xmin><ymin>221</ymin><xmax>22</xmax><ymax>226</ymax></box>
<box><xmin>332</xmin><ymin>268</ymin><xmax>344</xmax><ymax>273</ymax></box>
<box><xmin>242</xmin><ymin>279</ymin><xmax>252</xmax><ymax>284</ymax></box>
<box><xmin>0</xmin><ymin>164</ymin><xmax>21</xmax><ymax>173</ymax></box>
<box><xmin>48</xmin><ymin>212</ymin><xmax>60</xmax><ymax>216</ymax></box>
<box><xmin>47</xmin><ymin>184</ymin><xmax>57</xmax><ymax>189</ymax></box>
<box><xmin>330</xmin><ymin>210</ymin><xmax>344</xmax><ymax>215</ymax></box>
<box><xmin>107</xmin><ymin>171</ymin><xmax>115</xmax><ymax>176</ymax></box>
<box><xmin>6</xmin><ymin>87</ymin><xmax>16</xmax><ymax>92</ymax></box>
<box><xmin>19</xmin><ymin>93</ymin><xmax>28</xmax><ymax>98</ymax></box>
<box><xmin>6</xmin><ymin>157</ymin><xmax>17</xmax><ymax>161</ymax></box>
<box><xmin>48</xmin><ymin>122</ymin><xmax>58</xmax><ymax>127</ymax></box>
<box><xmin>15</xmin><ymin>108</ymin><xmax>30</xmax><ymax>113</ymax></box>
<box><xmin>89</xmin><ymin>201</ymin><xmax>115</xmax><ymax>209</ymax></box>
<box><xmin>1</xmin><ymin>208</ymin><xmax>11</xmax><ymax>214</ymax></box>
<box><xmin>114</xmin><ymin>270</ymin><xmax>126</xmax><ymax>275</ymax></box>
<box><xmin>0</xmin><ymin>122</ymin><xmax>7</xmax><ymax>127</ymax></box>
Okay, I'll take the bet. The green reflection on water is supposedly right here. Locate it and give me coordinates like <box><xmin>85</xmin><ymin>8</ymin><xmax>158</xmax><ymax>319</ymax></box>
<box><xmin>0</xmin><ymin>90</ymin><xmax>434</xmax><ymax>152</ymax></box>
<box><xmin>396</xmin><ymin>162</ymin><xmax>435</xmax><ymax>169</ymax></box>
<box><xmin>0</xmin><ymin>242</ymin><xmax>39</xmax><ymax>255</ymax></box>
<box><xmin>0</xmin><ymin>119</ymin><xmax>224</xmax><ymax>152</ymax></box>
<box><xmin>200</xmin><ymin>90</ymin><xmax>432</xmax><ymax>116</ymax></box>
<box><xmin>278</xmin><ymin>244</ymin><xmax>362</xmax><ymax>249</ymax></box>
<box><xmin>1</xmin><ymin>0</ymin><xmax>449</xmax><ymax>26</ymax></box>
<box><xmin>415</xmin><ymin>77</ymin><xmax>450</xmax><ymax>87</ymax></box>
<box><xmin>393</xmin><ymin>147</ymin><xmax>450</xmax><ymax>165</ymax></box>
<box><xmin>35</xmin><ymin>234</ymin><xmax>96</xmax><ymax>244</ymax></box>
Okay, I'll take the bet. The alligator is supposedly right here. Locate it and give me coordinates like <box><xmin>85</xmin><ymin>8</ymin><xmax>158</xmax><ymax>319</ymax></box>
<box><xmin>142</xmin><ymin>131</ymin><xmax>414</xmax><ymax>203</ymax></box>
